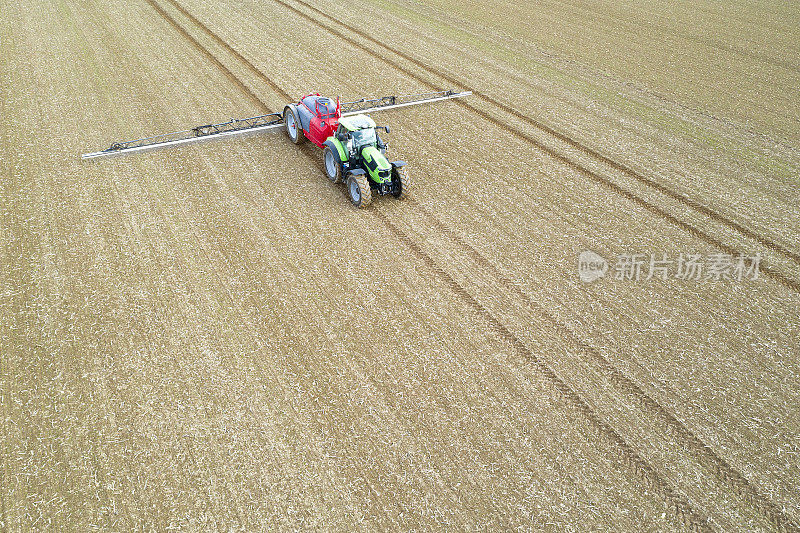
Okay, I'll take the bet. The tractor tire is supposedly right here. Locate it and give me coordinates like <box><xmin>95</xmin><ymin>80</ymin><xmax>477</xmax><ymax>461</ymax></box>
<box><xmin>391</xmin><ymin>165</ymin><xmax>410</xmax><ymax>199</ymax></box>
<box><xmin>283</xmin><ymin>106</ymin><xmax>305</xmax><ymax>145</ymax></box>
<box><xmin>323</xmin><ymin>146</ymin><xmax>342</xmax><ymax>184</ymax></box>
<box><xmin>347</xmin><ymin>173</ymin><xmax>372</xmax><ymax>208</ymax></box>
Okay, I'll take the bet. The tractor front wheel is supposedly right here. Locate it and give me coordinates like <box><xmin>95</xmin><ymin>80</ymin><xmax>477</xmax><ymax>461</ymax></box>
<box><xmin>391</xmin><ymin>166</ymin><xmax>410</xmax><ymax>199</ymax></box>
<box><xmin>323</xmin><ymin>146</ymin><xmax>342</xmax><ymax>183</ymax></box>
<box><xmin>347</xmin><ymin>173</ymin><xmax>372</xmax><ymax>208</ymax></box>
<box><xmin>283</xmin><ymin>106</ymin><xmax>305</xmax><ymax>144</ymax></box>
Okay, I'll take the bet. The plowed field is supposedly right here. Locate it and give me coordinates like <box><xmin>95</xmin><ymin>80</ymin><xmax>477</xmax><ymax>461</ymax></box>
<box><xmin>2</xmin><ymin>0</ymin><xmax>799</xmax><ymax>530</ymax></box>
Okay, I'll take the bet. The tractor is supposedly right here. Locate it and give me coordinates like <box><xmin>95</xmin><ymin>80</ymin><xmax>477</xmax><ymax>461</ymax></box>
<box><xmin>283</xmin><ymin>94</ymin><xmax>409</xmax><ymax>208</ymax></box>
<box><xmin>83</xmin><ymin>89</ymin><xmax>470</xmax><ymax>209</ymax></box>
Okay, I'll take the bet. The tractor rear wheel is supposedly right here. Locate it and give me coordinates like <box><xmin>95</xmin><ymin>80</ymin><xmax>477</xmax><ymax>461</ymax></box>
<box><xmin>391</xmin><ymin>166</ymin><xmax>410</xmax><ymax>199</ymax></box>
<box><xmin>284</xmin><ymin>106</ymin><xmax>305</xmax><ymax>144</ymax></box>
<box><xmin>323</xmin><ymin>146</ymin><xmax>342</xmax><ymax>183</ymax></box>
<box><xmin>347</xmin><ymin>173</ymin><xmax>372</xmax><ymax>208</ymax></box>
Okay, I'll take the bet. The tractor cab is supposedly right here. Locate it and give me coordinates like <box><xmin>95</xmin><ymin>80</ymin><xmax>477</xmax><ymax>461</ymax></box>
<box><xmin>335</xmin><ymin>115</ymin><xmax>386</xmax><ymax>156</ymax></box>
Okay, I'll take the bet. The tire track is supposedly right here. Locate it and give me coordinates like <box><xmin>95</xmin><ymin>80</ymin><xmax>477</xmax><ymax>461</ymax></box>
<box><xmin>161</xmin><ymin>0</ymin><xmax>292</xmax><ymax>102</ymax></box>
<box><xmin>136</xmin><ymin>1</ymin><xmax>781</xmax><ymax>529</ymax></box>
<box><xmin>287</xmin><ymin>0</ymin><xmax>800</xmax><ymax>266</ymax></box>
<box><xmin>140</xmin><ymin>1</ymin><xmax>709</xmax><ymax>526</ymax></box>
<box><xmin>142</xmin><ymin>0</ymin><xmax>270</xmax><ymax>113</ymax></box>
<box><xmin>388</xmin><ymin>0</ymin><xmax>800</xmax><ymax>155</ymax></box>
<box><xmin>557</xmin><ymin>0</ymin><xmax>800</xmax><ymax>75</ymax></box>
<box><xmin>272</xmin><ymin>0</ymin><xmax>800</xmax><ymax>291</ymax></box>
<box><xmin>136</xmin><ymin>1</ymin><xmax>458</xmax><ymax>527</ymax></box>
<box><xmin>409</xmin><ymin>199</ymin><xmax>800</xmax><ymax>533</ymax></box>
<box><xmin>183</xmin><ymin>166</ymin><xmax>516</xmax><ymax>530</ymax></box>
<box><xmin>167</xmin><ymin>0</ymin><xmax>797</xmax><ymax>520</ymax></box>
<box><xmin>371</xmin><ymin>208</ymin><xmax>712</xmax><ymax>532</ymax></box>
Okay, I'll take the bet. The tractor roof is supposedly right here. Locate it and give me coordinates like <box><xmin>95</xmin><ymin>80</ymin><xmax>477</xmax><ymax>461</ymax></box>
<box><xmin>339</xmin><ymin>114</ymin><xmax>375</xmax><ymax>131</ymax></box>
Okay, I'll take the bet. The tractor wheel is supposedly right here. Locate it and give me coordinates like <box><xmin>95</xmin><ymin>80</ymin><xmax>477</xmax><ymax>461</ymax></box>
<box><xmin>323</xmin><ymin>146</ymin><xmax>342</xmax><ymax>184</ymax></box>
<box><xmin>283</xmin><ymin>106</ymin><xmax>305</xmax><ymax>144</ymax></box>
<box><xmin>347</xmin><ymin>173</ymin><xmax>372</xmax><ymax>208</ymax></box>
<box><xmin>391</xmin><ymin>165</ymin><xmax>410</xmax><ymax>199</ymax></box>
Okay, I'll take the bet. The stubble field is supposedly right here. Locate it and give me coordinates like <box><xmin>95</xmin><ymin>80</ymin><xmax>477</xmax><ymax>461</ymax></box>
<box><xmin>1</xmin><ymin>0</ymin><xmax>799</xmax><ymax>530</ymax></box>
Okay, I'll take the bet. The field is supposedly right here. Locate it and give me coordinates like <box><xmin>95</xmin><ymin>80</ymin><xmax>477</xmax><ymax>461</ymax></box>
<box><xmin>1</xmin><ymin>0</ymin><xmax>799</xmax><ymax>530</ymax></box>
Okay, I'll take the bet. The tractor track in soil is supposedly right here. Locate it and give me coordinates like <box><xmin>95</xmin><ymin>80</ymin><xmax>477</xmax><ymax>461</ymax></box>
<box><xmin>377</xmin><ymin>0</ymin><xmax>800</xmax><ymax>156</ymax></box>
<box><xmin>147</xmin><ymin>0</ymin><xmax>800</xmax><ymax>531</ymax></box>
<box><xmin>160</xmin><ymin>0</ymin><xmax>292</xmax><ymax>103</ymax></box>
<box><xmin>225</xmin><ymin>0</ymin><xmax>800</xmax><ymax>519</ymax></box>
<box><xmin>556</xmin><ymin>0</ymin><xmax>800</xmax><ymax>75</ymax></box>
<box><xmin>175</xmin><ymin>155</ymin><xmax>565</xmax><ymax>530</ymax></box>
<box><xmin>270</xmin><ymin>0</ymin><xmax>800</xmax><ymax>295</ymax></box>
<box><xmin>143</xmin><ymin>0</ymin><xmax>712</xmax><ymax>529</ymax></box>
<box><xmin>372</xmin><ymin>209</ymin><xmax>712</xmax><ymax>532</ymax></box>
<box><xmin>141</xmin><ymin>0</ymin><xmax>798</xmax><ymax>530</ymax></box>
<box><xmin>407</xmin><ymin>199</ymin><xmax>800</xmax><ymax>533</ymax></box>
<box><xmin>142</xmin><ymin>0</ymin><xmax>270</xmax><ymax>114</ymax></box>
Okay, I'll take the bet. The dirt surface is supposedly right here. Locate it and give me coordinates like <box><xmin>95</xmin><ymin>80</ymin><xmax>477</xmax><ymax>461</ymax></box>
<box><xmin>2</xmin><ymin>0</ymin><xmax>799</xmax><ymax>530</ymax></box>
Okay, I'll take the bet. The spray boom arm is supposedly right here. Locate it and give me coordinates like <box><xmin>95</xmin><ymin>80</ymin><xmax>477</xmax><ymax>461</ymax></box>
<box><xmin>81</xmin><ymin>89</ymin><xmax>471</xmax><ymax>160</ymax></box>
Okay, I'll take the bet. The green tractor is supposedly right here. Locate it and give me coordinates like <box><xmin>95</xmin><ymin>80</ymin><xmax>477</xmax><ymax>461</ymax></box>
<box><xmin>321</xmin><ymin>114</ymin><xmax>410</xmax><ymax>208</ymax></box>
